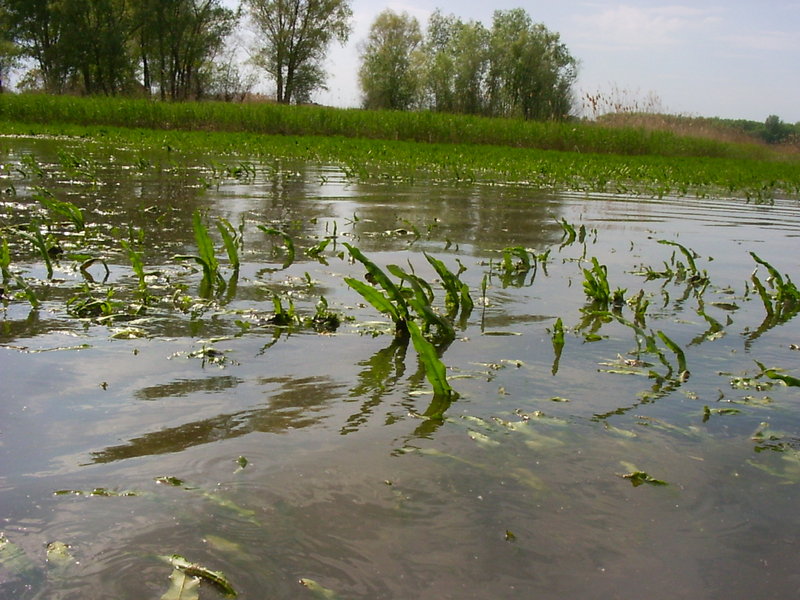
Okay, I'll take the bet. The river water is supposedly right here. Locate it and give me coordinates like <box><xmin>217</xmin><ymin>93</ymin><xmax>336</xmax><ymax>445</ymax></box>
<box><xmin>1</xmin><ymin>135</ymin><xmax>799</xmax><ymax>599</ymax></box>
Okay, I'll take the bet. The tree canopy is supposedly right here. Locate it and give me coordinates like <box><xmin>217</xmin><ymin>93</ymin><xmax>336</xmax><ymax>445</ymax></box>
<box><xmin>245</xmin><ymin>0</ymin><xmax>352</xmax><ymax>105</ymax></box>
<box><xmin>1</xmin><ymin>0</ymin><xmax>238</xmax><ymax>99</ymax></box>
<box><xmin>358</xmin><ymin>10</ymin><xmax>422</xmax><ymax>111</ymax></box>
<box><xmin>358</xmin><ymin>8</ymin><xmax>578</xmax><ymax>120</ymax></box>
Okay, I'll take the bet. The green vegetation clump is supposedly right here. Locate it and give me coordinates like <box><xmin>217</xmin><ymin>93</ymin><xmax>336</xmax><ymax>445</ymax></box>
<box><xmin>1</xmin><ymin>111</ymin><xmax>798</xmax><ymax>202</ymax></box>
<box><xmin>0</xmin><ymin>93</ymin><xmax>783</xmax><ymax>161</ymax></box>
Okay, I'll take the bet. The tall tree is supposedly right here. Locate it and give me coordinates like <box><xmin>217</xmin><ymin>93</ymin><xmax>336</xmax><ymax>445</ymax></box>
<box><xmin>60</xmin><ymin>0</ymin><xmax>136</xmax><ymax>95</ymax></box>
<box><xmin>422</xmin><ymin>11</ymin><xmax>488</xmax><ymax>115</ymax></box>
<box><xmin>0</xmin><ymin>3</ymin><xmax>21</xmax><ymax>93</ymax></box>
<box><xmin>486</xmin><ymin>9</ymin><xmax>577</xmax><ymax>120</ymax></box>
<box><xmin>358</xmin><ymin>9</ymin><xmax>422</xmax><ymax>111</ymax></box>
<box><xmin>245</xmin><ymin>0</ymin><xmax>352</xmax><ymax>104</ymax></box>
<box><xmin>2</xmin><ymin>0</ymin><xmax>72</xmax><ymax>93</ymax></box>
<box><xmin>134</xmin><ymin>0</ymin><xmax>236</xmax><ymax>100</ymax></box>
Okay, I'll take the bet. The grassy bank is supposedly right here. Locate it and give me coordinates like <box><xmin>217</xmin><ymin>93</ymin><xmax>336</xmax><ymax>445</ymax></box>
<box><xmin>2</xmin><ymin>120</ymin><xmax>798</xmax><ymax>202</ymax></box>
<box><xmin>0</xmin><ymin>93</ymin><xmax>783</xmax><ymax>161</ymax></box>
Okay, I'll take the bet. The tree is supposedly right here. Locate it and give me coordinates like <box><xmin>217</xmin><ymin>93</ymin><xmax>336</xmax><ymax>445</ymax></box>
<box><xmin>245</xmin><ymin>0</ymin><xmax>352</xmax><ymax>104</ymax></box>
<box><xmin>486</xmin><ymin>9</ymin><xmax>577</xmax><ymax>120</ymax></box>
<box><xmin>358</xmin><ymin>9</ymin><xmax>422</xmax><ymax>111</ymax></box>
<box><xmin>0</xmin><ymin>4</ymin><xmax>21</xmax><ymax>93</ymax></box>
<box><xmin>763</xmin><ymin>115</ymin><xmax>790</xmax><ymax>144</ymax></box>
<box><xmin>421</xmin><ymin>11</ymin><xmax>489</xmax><ymax>115</ymax></box>
<box><xmin>134</xmin><ymin>0</ymin><xmax>236</xmax><ymax>101</ymax></box>
<box><xmin>60</xmin><ymin>0</ymin><xmax>136</xmax><ymax>95</ymax></box>
<box><xmin>2</xmin><ymin>0</ymin><xmax>72</xmax><ymax>93</ymax></box>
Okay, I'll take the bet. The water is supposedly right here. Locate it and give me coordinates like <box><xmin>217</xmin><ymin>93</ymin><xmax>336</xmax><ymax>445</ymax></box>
<box><xmin>1</xmin><ymin>135</ymin><xmax>799</xmax><ymax>599</ymax></box>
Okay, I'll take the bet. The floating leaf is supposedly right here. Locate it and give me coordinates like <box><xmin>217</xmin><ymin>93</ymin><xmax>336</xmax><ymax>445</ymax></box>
<box><xmin>162</xmin><ymin>555</ymin><xmax>236</xmax><ymax>598</ymax></box>
<box><xmin>161</xmin><ymin>568</ymin><xmax>200</xmax><ymax>600</ymax></box>
<box><xmin>299</xmin><ymin>577</ymin><xmax>341</xmax><ymax>599</ymax></box>
<box><xmin>155</xmin><ymin>476</ymin><xmax>185</xmax><ymax>487</ymax></box>
<box><xmin>0</xmin><ymin>532</ymin><xmax>39</xmax><ymax>578</ymax></box>
<box><xmin>46</xmin><ymin>541</ymin><xmax>74</xmax><ymax>567</ymax></box>
<box><xmin>617</xmin><ymin>463</ymin><xmax>668</xmax><ymax>487</ymax></box>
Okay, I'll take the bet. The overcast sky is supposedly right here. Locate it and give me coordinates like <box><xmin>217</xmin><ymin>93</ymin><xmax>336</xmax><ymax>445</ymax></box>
<box><xmin>234</xmin><ymin>1</ymin><xmax>800</xmax><ymax>123</ymax></box>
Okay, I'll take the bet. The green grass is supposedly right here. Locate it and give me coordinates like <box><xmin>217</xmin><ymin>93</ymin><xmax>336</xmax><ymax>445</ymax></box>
<box><xmin>0</xmin><ymin>93</ymin><xmax>785</xmax><ymax>160</ymax></box>
<box><xmin>2</xmin><ymin>98</ymin><xmax>800</xmax><ymax>201</ymax></box>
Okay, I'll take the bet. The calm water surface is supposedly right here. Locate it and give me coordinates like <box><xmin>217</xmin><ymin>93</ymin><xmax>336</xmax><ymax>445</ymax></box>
<box><xmin>1</xmin><ymin>136</ymin><xmax>799</xmax><ymax>599</ymax></box>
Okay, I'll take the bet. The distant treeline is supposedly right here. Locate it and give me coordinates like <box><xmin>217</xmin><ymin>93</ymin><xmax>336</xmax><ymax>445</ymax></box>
<box><xmin>0</xmin><ymin>0</ymin><xmax>244</xmax><ymax>100</ymax></box>
<box><xmin>717</xmin><ymin>115</ymin><xmax>799</xmax><ymax>146</ymax></box>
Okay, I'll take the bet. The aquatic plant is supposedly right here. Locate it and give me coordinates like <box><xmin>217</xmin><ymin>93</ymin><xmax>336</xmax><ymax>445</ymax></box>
<box><xmin>216</xmin><ymin>217</ymin><xmax>242</xmax><ymax>271</ymax></box>
<box><xmin>582</xmin><ymin>257</ymin><xmax>625</xmax><ymax>308</ymax></box>
<box><xmin>343</xmin><ymin>243</ymin><xmax>460</xmax><ymax>401</ymax></box>
<box><xmin>19</xmin><ymin>223</ymin><xmax>55</xmax><ymax>279</ymax></box>
<box><xmin>175</xmin><ymin>211</ymin><xmax>226</xmax><ymax>295</ymax></box>
<box><xmin>424</xmin><ymin>252</ymin><xmax>473</xmax><ymax>320</ymax></box>
<box><xmin>407</xmin><ymin>320</ymin><xmax>457</xmax><ymax>403</ymax></box>
<box><xmin>34</xmin><ymin>188</ymin><xmax>85</xmax><ymax>232</ymax></box>
<box><xmin>161</xmin><ymin>554</ymin><xmax>236</xmax><ymax>599</ymax></box>
<box><xmin>120</xmin><ymin>239</ymin><xmax>148</xmax><ymax>296</ymax></box>
<box><xmin>550</xmin><ymin>317</ymin><xmax>565</xmax><ymax>375</ymax></box>
<box><xmin>497</xmin><ymin>246</ymin><xmax>550</xmax><ymax>287</ymax></box>
<box><xmin>257</xmin><ymin>225</ymin><xmax>295</xmax><ymax>269</ymax></box>
<box><xmin>748</xmin><ymin>252</ymin><xmax>800</xmax><ymax>343</ymax></box>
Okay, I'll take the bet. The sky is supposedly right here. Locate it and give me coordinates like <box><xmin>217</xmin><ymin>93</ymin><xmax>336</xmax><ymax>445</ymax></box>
<box><xmin>238</xmin><ymin>1</ymin><xmax>800</xmax><ymax>122</ymax></box>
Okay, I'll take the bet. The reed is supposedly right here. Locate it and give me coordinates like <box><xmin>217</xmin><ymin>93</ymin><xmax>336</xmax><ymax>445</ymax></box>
<box><xmin>0</xmin><ymin>93</ymin><xmax>784</xmax><ymax>161</ymax></box>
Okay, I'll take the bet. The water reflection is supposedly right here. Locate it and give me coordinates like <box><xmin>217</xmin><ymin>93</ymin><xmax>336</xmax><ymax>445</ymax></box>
<box><xmin>91</xmin><ymin>376</ymin><xmax>342</xmax><ymax>463</ymax></box>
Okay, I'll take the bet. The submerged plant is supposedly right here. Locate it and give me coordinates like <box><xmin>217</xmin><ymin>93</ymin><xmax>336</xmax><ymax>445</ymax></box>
<box><xmin>498</xmin><ymin>246</ymin><xmax>550</xmax><ymax>287</ymax></box>
<box><xmin>343</xmin><ymin>243</ymin><xmax>411</xmax><ymax>337</ymax></box>
<box><xmin>424</xmin><ymin>252</ymin><xmax>473</xmax><ymax>321</ymax></box>
<box><xmin>344</xmin><ymin>243</ymin><xmax>460</xmax><ymax>404</ymax></box>
<box><xmin>34</xmin><ymin>188</ymin><xmax>85</xmax><ymax>232</ymax></box>
<box><xmin>216</xmin><ymin>217</ymin><xmax>243</xmax><ymax>271</ymax></box>
<box><xmin>19</xmin><ymin>223</ymin><xmax>55</xmax><ymax>279</ymax></box>
<box><xmin>257</xmin><ymin>225</ymin><xmax>295</xmax><ymax>269</ymax></box>
<box><xmin>747</xmin><ymin>252</ymin><xmax>800</xmax><ymax>343</ymax></box>
<box><xmin>407</xmin><ymin>320</ymin><xmax>457</xmax><ymax>404</ymax></box>
<box><xmin>582</xmin><ymin>257</ymin><xmax>625</xmax><ymax>307</ymax></box>
<box><xmin>175</xmin><ymin>210</ymin><xmax>226</xmax><ymax>295</ymax></box>
<box><xmin>551</xmin><ymin>317</ymin><xmax>565</xmax><ymax>375</ymax></box>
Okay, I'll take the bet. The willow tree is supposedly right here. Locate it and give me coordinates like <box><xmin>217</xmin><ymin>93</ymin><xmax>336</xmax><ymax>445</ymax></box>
<box><xmin>358</xmin><ymin>9</ymin><xmax>423</xmax><ymax>111</ymax></box>
<box><xmin>1</xmin><ymin>0</ymin><xmax>72</xmax><ymax>92</ymax></box>
<box><xmin>0</xmin><ymin>4</ymin><xmax>21</xmax><ymax>93</ymax></box>
<box><xmin>134</xmin><ymin>0</ymin><xmax>236</xmax><ymax>100</ymax></box>
<box><xmin>486</xmin><ymin>9</ymin><xmax>577</xmax><ymax>120</ymax></box>
<box><xmin>422</xmin><ymin>10</ymin><xmax>489</xmax><ymax>115</ymax></box>
<box><xmin>245</xmin><ymin>0</ymin><xmax>352</xmax><ymax>104</ymax></box>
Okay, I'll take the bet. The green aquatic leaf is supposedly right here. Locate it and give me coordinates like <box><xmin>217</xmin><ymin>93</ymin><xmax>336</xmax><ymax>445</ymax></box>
<box><xmin>35</xmin><ymin>189</ymin><xmax>85</xmax><ymax>231</ymax></box>
<box><xmin>216</xmin><ymin>218</ymin><xmax>241</xmax><ymax>270</ymax></box>
<box><xmin>299</xmin><ymin>577</ymin><xmax>341</xmax><ymax>599</ymax></box>
<box><xmin>763</xmin><ymin>369</ymin><xmax>800</xmax><ymax>387</ymax></box>
<box><xmin>258</xmin><ymin>225</ymin><xmax>295</xmax><ymax>269</ymax></box>
<box><xmin>193</xmin><ymin>211</ymin><xmax>219</xmax><ymax>278</ymax></box>
<box><xmin>657</xmin><ymin>330</ymin><xmax>687</xmax><ymax>374</ymax></box>
<box><xmin>407</xmin><ymin>320</ymin><xmax>455</xmax><ymax>401</ymax></box>
<box><xmin>162</xmin><ymin>554</ymin><xmax>236</xmax><ymax>598</ymax></box>
<box><xmin>551</xmin><ymin>317</ymin><xmax>564</xmax><ymax>375</ymax></box>
<box><xmin>161</xmin><ymin>568</ymin><xmax>200</xmax><ymax>600</ymax></box>
<box><xmin>155</xmin><ymin>476</ymin><xmax>185</xmax><ymax>487</ymax></box>
<box><xmin>45</xmin><ymin>541</ymin><xmax>74</xmax><ymax>567</ymax></box>
<box><xmin>0</xmin><ymin>532</ymin><xmax>39</xmax><ymax>578</ymax></box>
<box><xmin>344</xmin><ymin>244</ymin><xmax>408</xmax><ymax>317</ymax></box>
<box><xmin>617</xmin><ymin>462</ymin><xmax>668</xmax><ymax>487</ymax></box>
<box><xmin>344</xmin><ymin>277</ymin><xmax>403</xmax><ymax>324</ymax></box>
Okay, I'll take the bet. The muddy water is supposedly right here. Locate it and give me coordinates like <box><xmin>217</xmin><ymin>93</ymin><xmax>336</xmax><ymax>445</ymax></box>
<box><xmin>1</xmin><ymin>136</ymin><xmax>800</xmax><ymax>599</ymax></box>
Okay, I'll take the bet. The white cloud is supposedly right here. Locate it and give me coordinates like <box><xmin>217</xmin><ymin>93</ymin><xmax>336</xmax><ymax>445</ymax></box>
<box><xmin>572</xmin><ymin>4</ymin><xmax>721</xmax><ymax>48</ymax></box>
<box><xmin>716</xmin><ymin>30</ymin><xmax>800</xmax><ymax>53</ymax></box>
